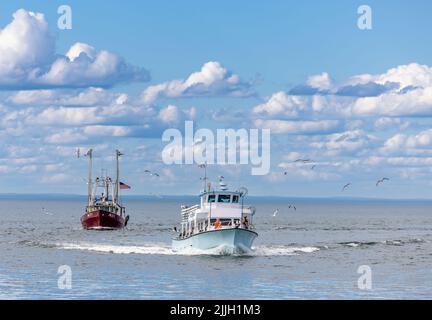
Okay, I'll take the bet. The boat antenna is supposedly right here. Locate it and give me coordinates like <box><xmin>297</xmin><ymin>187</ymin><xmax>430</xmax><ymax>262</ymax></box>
<box><xmin>115</xmin><ymin>149</ymin><xmax>123</xmax><ymax>204</ymax></box>
<box><xmin>85</xmin><ymin>149</ymin><xmax>93</xmax><ymax>206</ymax></box>
<box><xmin>198</xmin><ymin>162</ymin><xmax>207</xmax><ymax>192</ymax></box>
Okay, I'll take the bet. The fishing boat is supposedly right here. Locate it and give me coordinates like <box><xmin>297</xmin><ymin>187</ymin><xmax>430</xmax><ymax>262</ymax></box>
<box><xmin>172</xmin><ymin>167</ymin><xmax>257</xmax><ymax>254</ymax></box>
<box><xmin>80</xmin><ymin>149</ymin><xmax>130</xmax><ymax>230</ymax></box>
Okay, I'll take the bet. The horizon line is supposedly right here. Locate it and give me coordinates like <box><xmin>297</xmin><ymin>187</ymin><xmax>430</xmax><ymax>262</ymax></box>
<box><xmin>1</xmin><ymin>192</ymin><xmax>432</xmax><ymax>202</ymax></box>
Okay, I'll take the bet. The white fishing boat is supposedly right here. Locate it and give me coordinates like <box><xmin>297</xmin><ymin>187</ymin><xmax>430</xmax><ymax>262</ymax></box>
<box><xmin>172</xmin><ymin>167</ymin><xmax>257</xmax><ymax>254</ymax></box>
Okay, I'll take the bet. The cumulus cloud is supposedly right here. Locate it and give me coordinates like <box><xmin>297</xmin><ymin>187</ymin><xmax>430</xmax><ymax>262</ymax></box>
<box><xmin>381</xmin><ymin>129</ymin><xmax>432</xmax><ymax>155</ymax></box>
<box><xmin>7</xmin><ymin>87</ymin><xmax>123</xmax><ymax>107</ymax></box>
<box><xmin>0</xmin><ymin>9</ymin><xmax>149</xmax><ymax>90</ymax></box>
<box><xmin>258</xmin><ymin>63</ymin><xmax>432</xmax><ymax>119</ymax></box>
<box><xmin>254</xmin><ymin>119</ymin><xmax>340</xmax><ymax>134</ymax></box>
<box><xmin>310</xmin><ymin>130</ymin><xmax>376</xmax><ymax>154</ymax></box>
<box><xmin>253</xmin><ymin>92</ymin><xmax>307</xmax><ymax>118</ymax></box>
<box><xmin>140</xmin><ymin>61</ymin><xmax>254</xmax><ymax>104</ymax></box>
<box><xmin>289</xmin><ymin>72</ymin><xmax>332</xmax><ymax>95</ymax></box>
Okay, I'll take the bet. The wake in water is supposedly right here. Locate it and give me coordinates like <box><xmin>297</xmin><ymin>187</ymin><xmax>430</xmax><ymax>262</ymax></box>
<box><xmin>53</xmin><ymin>242</ymin><xmax>321</xmax><ymax>257</ymax></box>
<box><xmin>20</xmin><ymin>237</ymin><xmax>425</xmax><ymax>256</ymax></box>
<box><xmin>339</xmin><ymin>238</ymin><xmax>425</xmax><ymax>248</ymax></box>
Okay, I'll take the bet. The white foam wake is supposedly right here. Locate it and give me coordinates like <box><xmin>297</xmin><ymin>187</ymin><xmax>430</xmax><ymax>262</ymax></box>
<box><xmin>58</xmin><ymin>242</ymin><xmax>175</xmax><ymax>255</ymax></box>
<box><xmin>56</xmin><ymin>242</ymin><xmax>320</xmax><ymax>256</ymax></box>
<box><xmin>250</xmin><ymin>245</ymin><xmax>320</xmax><ymax>256</ymax></box>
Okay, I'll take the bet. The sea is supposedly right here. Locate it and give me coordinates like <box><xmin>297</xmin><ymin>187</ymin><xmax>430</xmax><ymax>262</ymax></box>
<box><xmin>0</xmin><ymin>195</ymin><xmax>431</xmax><ymax>299</ymax></box>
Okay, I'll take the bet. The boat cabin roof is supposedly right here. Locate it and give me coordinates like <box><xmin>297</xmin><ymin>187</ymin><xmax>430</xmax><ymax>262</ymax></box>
<box><xmin>200</xmin><ymin>190</ymin><xmax>243</xmax><ymax>197</ymax></box>
<box><xmin>200</xmin><ymin>191</ymin><xmax>243</xmax><ymax>204</ymax></box>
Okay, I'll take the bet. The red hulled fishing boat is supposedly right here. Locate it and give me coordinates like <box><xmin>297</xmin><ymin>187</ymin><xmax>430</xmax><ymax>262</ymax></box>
<box><xmin>80</xmin><ymin>149</ymin><xmax>130</xmax><ymax>230</ymax></box>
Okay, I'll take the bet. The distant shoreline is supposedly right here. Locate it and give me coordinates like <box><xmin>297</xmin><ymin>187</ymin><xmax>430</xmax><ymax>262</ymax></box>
<box><xmin>1</xmin><ymin>193</ymin><xmax>432</xmax><ymax>204</ymax></box>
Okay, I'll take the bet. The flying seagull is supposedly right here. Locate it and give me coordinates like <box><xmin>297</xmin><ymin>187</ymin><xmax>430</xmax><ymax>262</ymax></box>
<box><xmin>376</xmin><ymin>177</ymin><xmax>390</xmax><ymax>186</ymax></box>
<box><xmin>144</xmin><ymin>170</ymin><xmax>160</xmax><ymax>177</ymax></box>
<box><xmin>294</xmin><ymin>159</ymin><xmax>314</xmax><ymax>163</ymax></box>
<box><xmin>272</xmin><ymin>209</ymin><xmax>279</xmax><ymax>217</ymax></box>
<box><xmin>342</xmin><ymin>183</ymin><xmax>352</xmax><ymax>192</ymax></box>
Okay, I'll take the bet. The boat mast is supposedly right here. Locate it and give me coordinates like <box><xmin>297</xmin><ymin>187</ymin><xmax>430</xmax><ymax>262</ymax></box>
<box><xmin>114</xmin><ymin>149</ymin><xmax>123</xmax><ymax>204</ymax></box>
<box><xmin>87</xmin><ymin>148</ymin><xmax>93</xmax><ymax>206</ymax></box>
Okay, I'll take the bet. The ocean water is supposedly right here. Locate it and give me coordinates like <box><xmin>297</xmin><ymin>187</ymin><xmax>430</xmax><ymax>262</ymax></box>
<box><xmin>1</xmin><ymin>196</ymin><xmax>432</xmax><ymax>299</ymax></box>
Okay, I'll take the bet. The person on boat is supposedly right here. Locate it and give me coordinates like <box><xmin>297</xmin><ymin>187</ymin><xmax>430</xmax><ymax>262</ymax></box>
<box><xmin>242</xmin><ymin>216</ymin><xmax>249</xmax><ymax>229</ymax></box>
<box><xmin>214</xmin><ymin>218</ymin><xmax>222</xmax><ymax>229</ymax></box>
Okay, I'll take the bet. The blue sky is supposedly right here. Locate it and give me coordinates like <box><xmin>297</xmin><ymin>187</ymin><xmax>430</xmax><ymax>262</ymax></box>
<box><xmin>1</xmin><ymin>1</ymin><xmax>432</xmax><ymax>198</ymax></box>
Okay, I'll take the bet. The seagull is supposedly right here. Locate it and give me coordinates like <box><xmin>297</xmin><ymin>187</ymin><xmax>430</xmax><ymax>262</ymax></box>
<box><xmin>218</xmin><ymin>175</ymin><xmax>225</xmax><ymax>181</ymax></box>
<box><xmin>311</xmin><ymin>165</ymin><xmax>316</xmax><ymax>170</ymax></box>
<box><xmin>284</xmin><ymin>171</ymin><xmax>288</xmax><ymax>175</ymax></box>
<box><xmin>342</xmin><ymin>183</ymin><xmax>352</xmax><ymax>192</ymax></box>
<box><xmin>376</xmin><ymin>177</ymin><xmax>390</xmax><ymax>186</ymax></box>
<box><xmin>288</xmin><ymin>205</ymin><xmax>297</xmax><ymax>211</ymax></box>
<box><xmin>144</xmin><ymin>170</ymin><xmax>160</xmax><ymax>177</ymax></box>
<box><xmin>294</xmin><ymin>159</ymin><xmax>314</xmax><ymax>163</ymax></box>
<box><xmin>272</xmin><ymin>209</ymin><xmax>279</xmax><ymax>217</ymax></box>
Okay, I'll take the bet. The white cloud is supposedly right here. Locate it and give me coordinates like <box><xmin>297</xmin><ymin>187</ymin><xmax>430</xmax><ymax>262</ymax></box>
<box><xmin>351</xmin><ymin>86</ymin><xmax>432</xmax><ymax>116</ymax></box>
<box><xmin>253</xmin><ymin>92</ymin><xmax>307</xmax><ymax>118</ymax></box>
<box><xmin>26</xmin><ymin>107</ymin><xmax>102</xmax><ymax>126</ymax></box>
<box><xmin>7</xmin><ymin>87</ymin><xmax>117</xmax><ymax>106</ymax></box>
<box><xmin>140</xmin><ymin>61</ymin><xmax>253</xmax><ymax>104</ymax></box>
<box><xmin>306</xmin><ymin>72</ymin><xmax>332</xmax><ymax>90</ymax></box>
<box><xmin>45</xmin><ymin>129</ymin><xmax>86</xmax><ymax>144</ymax></box>
<box><xmin>83</xmin><ymin>125</ymin><xmax>131</xmax><ymax>137</ymax></box>
<box><xmin>381</xmin><ymin>129</ymin><xmax>432</xmax><ymax>155</ymax></box>
<box><xmin>310</xmin><ymin>130</ymin><xmax>375</xmax><ymax>153</ymax></box>
<box><xmin>254</xmin><ymin>119</ymin><xmax>340</xmax><ymax>134</ymax></box>
<box><xmin>41</xmin><ymin>173</ymin><xmax>71</xmax><ymax>183</ymax></box>
<box><xmin>374</xmin><ymin>117</ymin><xmax>410</xmax><ymax>130</ymax></box>
<box><xmin>0</xmin><ymin>9</ymin><xmax>149</xmax><ymax>90</ymax></box>
<box><xmin>280</xmin><ymin>63</ymin><xmax>432</xmax><ymax>118</ymax></box>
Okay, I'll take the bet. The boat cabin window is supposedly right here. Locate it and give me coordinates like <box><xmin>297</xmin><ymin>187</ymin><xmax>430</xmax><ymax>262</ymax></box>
<box><xmin>232</xmin><ymin>195</ymin><xmax>239</xmax><ymax>203</ymax></box>
<box><xmin>218</xmin><ymin>194</ymin><xmax>231</xmax><ymax>203</ymax></box>
<box><xmin>208</xmin><ymin>194</ymin><xmax>216</xmax><ymax>203</ymax></box>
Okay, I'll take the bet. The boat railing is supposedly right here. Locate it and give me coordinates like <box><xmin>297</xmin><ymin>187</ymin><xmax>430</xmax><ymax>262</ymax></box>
<box><xmin>181</xmin><ymin>204</ymin><xmax>199</xmax><ymax>220</ymax></box>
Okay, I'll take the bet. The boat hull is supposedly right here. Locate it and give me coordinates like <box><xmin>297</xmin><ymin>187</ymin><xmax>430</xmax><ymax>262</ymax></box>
<box><xmin>81</xmin><ymin>210</ymin><xmax>125</xmax><ymax>230</ymax></box>
<box><xmin>172</xmin><ymin>228</ymin><xmax>257</xmax><ymax>254</ymax></box>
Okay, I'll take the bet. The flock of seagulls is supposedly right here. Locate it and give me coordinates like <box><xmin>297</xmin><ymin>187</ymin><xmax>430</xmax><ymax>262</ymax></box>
<box><xmin>341</xmin><ymin>178</ymin><xmax>390</xmax><ymax>192</ymax></box>
<box><xmin>286</xmin><ymin>158</ymin><xmax>391</xmax><ymax>192</ymax></box>
<box><xmin>277</xmin><ymin>158</ymin><xmax>392</xmax><ymax>216</ymax></box>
